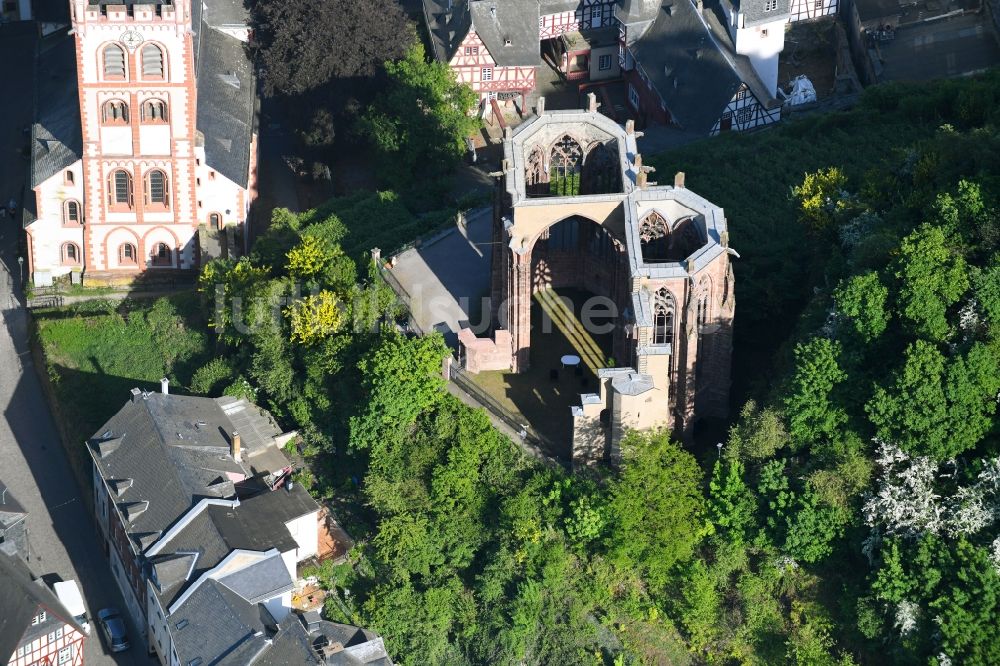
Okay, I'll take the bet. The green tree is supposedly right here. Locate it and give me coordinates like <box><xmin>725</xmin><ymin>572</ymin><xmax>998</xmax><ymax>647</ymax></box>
<box><xmin>867</xmin><ymin>340</ymin><xmax>1000</xmax><ymax>459</ymax></box>
<box><xmin>605</xmin><ymin>430</ymin><xmax>706</xmax><ymax>589</ymax></box>
<box><xmin>361</xmin><ymin>43</ymin><xmax>479</xmax><ymax>182</ymax></box>
<box><xmin>350</xmin><ymin>331</ymin><xmax>449</xmax><ymax>450</ymax></box>
<box><xmin>785</xmin><ymin>338</ymin><xmax>848</xmax><ymax>448</ymax></box>
<box><xmin>792</xmin><ymin>167</ymin><xmax>850</xmax><ymax>231</ymax></box>
<box><xmin>727</xmin><ymin>399</ymin><xmax>790</xmax><ymax>460</ymax></box>
<box><xmin>894</xmin><ymin>224</ymin><xmax>969</xmax><ymax>341</ymax></box>
<box><xmin>284</xmin><ymin>290</ymin><xmax>345</xmax><ymax>345</ymax></box>
<box><xmin>708</xmin><ymin>458</ymin><xmax>757</xmax><ymax>544</ymax></box>
<box><xmin>834</xmin><ymin>272</ymin><xmax>891</xmax><ymax>342</ymax></box>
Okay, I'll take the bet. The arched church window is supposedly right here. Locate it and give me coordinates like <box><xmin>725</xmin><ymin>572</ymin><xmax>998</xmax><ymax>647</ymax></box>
<box><xmin>102</xmin><ymin>100</ymin><xmax>129</xmax><ymax>125</ymax></box>
<box><xmin>145</xmin><ymin>170</ymin><xmax>169</xmax><ymax>208</ymax></box>
<box><xmin>524</xmin><ymin>146</ymin><xmax>549</xmax><ymax>196</ymax></box>
<box><xmin>151</xmin><ymin>242</ymin><xmax>172</xmax><ymax>266</ymax></box>
<box><xmin>549</xmin><ymin>135</ymin><xmax>582</xmax><ymax>196</ymax></box>
<box><xmin>62</xmin><ymin>243</ymin><xmax>80</xmax><ymax>265</ymax></box>
<box><xmin>103</xmin><ymin>44</ymin><xmax>126</xmax><ymax>80</ymax></box>
<box><xmin>653</xmin><ymin>287</ymin><xmax>674</xmax><ymax>345</ymax></box>
<box><xmin>639</xmin><ymin>211</ymin><xmax>670</xmax><ymax>262</ymax></box>
<box><xmin>119</xmin><ymin>243</ymin><xmax>137</xmax><ymax>265</ymax></box>
<box><xmin>64</xmin><ymin>200</ymin><xmax>82</xmax><ymax>225</ymax></box>
<box><xmin>108</xmin><ymin>170</ymin><xmax>133</xmax><ymax>210</ymax></box>
<box><xmin>580</xmin><ymin>142</ymin><xmax>620</xmax><ymax>195</ymax></box>
<box><xmin>141</xmin><ymin>44</ymin><xmax>165</xmax><ymax>79</ymax></box>
<box><xmin>142</xmin><ymin>100</ymin><xmax>168</xmax><ymax>123</ymax></box>
<box><xmin>670</xmin><ymin>217</ymin><xmax>703</xmax><ymax>260</ymax></box>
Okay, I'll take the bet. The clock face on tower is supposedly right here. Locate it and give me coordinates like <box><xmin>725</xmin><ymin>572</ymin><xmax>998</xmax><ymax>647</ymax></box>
<box><xmin>120</xmin><ymin>30</ymin><xmax>144</xmax><ymax>51</ymax></box>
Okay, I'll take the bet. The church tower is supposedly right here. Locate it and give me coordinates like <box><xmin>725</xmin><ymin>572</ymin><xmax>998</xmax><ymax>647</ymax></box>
<box><xmin>25</xmin><ymin>0</ymin><xmax>256</xmax><ymax>284</ymax></box>
<box><xmin>70</xmin><ymin>0</ymin><xmax>200</xmax><ymax>272</ymax></box>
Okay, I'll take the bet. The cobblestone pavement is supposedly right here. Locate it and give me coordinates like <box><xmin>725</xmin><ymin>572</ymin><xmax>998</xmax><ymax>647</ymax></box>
<box><xmin>0</xmin><ymin>23</ymin><xmax>153</xmax><ymax>666</ymax></box>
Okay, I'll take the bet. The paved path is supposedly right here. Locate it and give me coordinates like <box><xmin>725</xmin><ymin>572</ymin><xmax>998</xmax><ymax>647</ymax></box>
<box><xmin>0</xmin><ymin>23</ymin><xmax>152</xmax><ymax>666</ymax></box>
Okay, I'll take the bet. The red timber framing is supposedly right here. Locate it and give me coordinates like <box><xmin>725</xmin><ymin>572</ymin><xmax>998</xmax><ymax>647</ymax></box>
<box><xmin>449</xmin><ymin>31</ymin><xmax>535</xmax><ymax>105</ymax></box>
<box><xmin>539</xmin><ymin>0</ymin><xmax>616</xmax><ymax>39</ymax></box>
<box><xmin>710</xmin><ymin>85</ymin><xmax>781</xmax><ymax>134</ymax></box>
<box><xmin>10</xmin><ymin>613</ymin><xmax>86</xmax><ymax>666</ymax></box>
<box><xmin>789</xmin><ymin>0</ymin><xmax>839</xmax><ymax>21</ymax></box>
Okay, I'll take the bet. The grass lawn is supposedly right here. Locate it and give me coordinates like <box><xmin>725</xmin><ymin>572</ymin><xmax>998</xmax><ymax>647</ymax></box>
<box><xmin>34</xmin><ymin>293</ymin><xmax>214</xmax><ymax>445</ymax></box>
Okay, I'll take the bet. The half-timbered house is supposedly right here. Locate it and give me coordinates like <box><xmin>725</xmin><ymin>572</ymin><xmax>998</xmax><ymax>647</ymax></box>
<box><xmin>424</xmin><ymin>0</ymin><xmax>785</xmax><ymax>134</ymax></box>
<box><xmin>1</xmin><ymin>550</ymin><xmax>87</xmax><ymax>666</ymax></box>
<box><xmin>424</xmin><ymin>0</ymin><xmax>539</xmax><ymax>109</ymax></box>
<box><xmin>619</xmin><ymin>0</ymin><xmax>781</xmax><ymax>134</ymax></box>
<box><xmin>789</xmin><ymin>0</ymin><xmax>838</xmax><ymax>22</ymax></box>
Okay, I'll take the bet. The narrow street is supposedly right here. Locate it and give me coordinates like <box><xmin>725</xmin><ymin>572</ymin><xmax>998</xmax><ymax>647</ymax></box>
<box><xmin>0</xmin><ymin>24</ymin><xmax>153</xmax><ymax>666</ymax></box>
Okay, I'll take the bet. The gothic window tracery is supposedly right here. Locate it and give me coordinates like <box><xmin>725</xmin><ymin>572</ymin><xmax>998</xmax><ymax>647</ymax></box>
<box><xmin>653</xmin><ymin>287</ymin><xmax>674</xmax><ymax>346</ymax></box>
<box><xmin>525</xmin><ymin>146</ymin><xmax>549</xmax><ymax>196</ymax></box>
<box><xmin>639</xmin><ymin>211</ymin><xmax>670</xmax><ymax>262</ymax></box>
<box><xmin>580</xmin><ymin>142</ymin><xmax>620</xmax><ymax>194</ymax></box>
<box><xmin>549</xmin><ymin>135</ymin><xmax>582</xmax><ymax>196</ymax></box>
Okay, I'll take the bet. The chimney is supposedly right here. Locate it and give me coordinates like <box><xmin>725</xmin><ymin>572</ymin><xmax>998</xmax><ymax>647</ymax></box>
<box><xmin>536</xmin><ymin>96</ymin><xmax>545</xmax><ymax>116</ymax></box>
<box><xmin>587</xmin><ymin>92</ymin><xmax>598</xmax><ymax>113</ymax></box>
<box><xmin>231</xmin><ymin>431</ymin><xmax>241</xmax><ymax>461</ymax></box>
<box><xmin>674</xmin><ymin>171</ymin><xmax>685</xmax><ymax>188</ymax></box>
<box><xmin>160</xmin><ymin>377</ymin><xmax>169</xmax><ymax>395</ymax></box>
<box><xmin>130</xmin><ymin>388</ymin><xmax>142</xmax><ymax>403</ymax></box>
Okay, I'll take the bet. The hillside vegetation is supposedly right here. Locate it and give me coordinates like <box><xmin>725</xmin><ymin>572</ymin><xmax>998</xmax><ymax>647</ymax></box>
<box><xmin>34</xmin><ymin>68</ymin><xmax>1000</xmax><ymax>664</ymax></box>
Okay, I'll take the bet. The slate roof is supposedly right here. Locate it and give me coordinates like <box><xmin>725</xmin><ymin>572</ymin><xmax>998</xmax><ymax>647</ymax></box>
<box><xmin>217</xmin><ymin>551</ymin><xmax>294</xmax><ymax>603</ymax></box>
<box><xmin>88</xmin><ymin>391</ymin><xmax>288</xmax><ymax>551</ymax></box>
<box><xmin>616</xmin><ymin>0</ymin><xmax>662</xmax><ymax>26</ymax></box>
<box><xmin>30</xmin><ymin>37</ymin><xmax>81</xmax><ymax>188</ymax></box>
<box><xmin>201</xmin><ymin>0</ymin><xmax>249</xmax><ymax>28</ymax></box>
<box><xmin>195</xmin><ymin>25</ymin><xmax>256</xmax><ymax>186</ymax></box>
<box><xmin>423</xmin><ymin>0</ymin><xmax>539</xmax><ymax>66</ymax></box>
<box><xmin>736</xmin><ymin>0</ymin><xmax>790</xmax><ymax>26</ymax></box>
<box><xmin>168</xmin><ymin>579</ymin><xmax>273</xmax><ymax>666</ymax></box>
<box><xmin>0</xmin><ymin>550</ymin><xmax>85</xmax><ymax>664</ymax></box>
<box><xmin>468</xmin><ymin>0</ymin><xmax>541</xmax><ymax>66</ymax></box>
<box><xmin>423</xmin><ymin>0</ymin><xmax>473</xmax><ymax>62</ymax></box>
<box><xmin>148</xmin><ymin>510</ymin><xmax>234</xmax><ymax>607</ymax></box>
<box><xmin>629</xmin><ymin>0</ymin><xmax>775</xmax><ymax>134</ymax></box>
<box><xmin>253</xmin><ymin>613</ymin><xmax>395</xmax><ymax>666</ymax></box>
<box><xmin>207</xmin><ymin>487</ymin><xmax>315</xmax><ymax>555</ymax></box>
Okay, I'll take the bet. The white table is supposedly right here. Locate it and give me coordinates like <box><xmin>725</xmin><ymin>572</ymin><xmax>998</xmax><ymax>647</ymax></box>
<box><xmin>561</xmin><ymin>354</ymin><xmax>581</xmax><ymax>368</ymax></box>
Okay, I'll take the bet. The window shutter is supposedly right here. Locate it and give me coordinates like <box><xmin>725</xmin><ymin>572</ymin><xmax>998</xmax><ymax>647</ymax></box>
<box><xmin>142</xmin><ymin>45</ymin><xmax>164</xmax><ymax>78</ymax></box>
<box><xmin>104</xmin><ymin>45</ymin><xmax>126</xmax><ymax>79</ymax></box>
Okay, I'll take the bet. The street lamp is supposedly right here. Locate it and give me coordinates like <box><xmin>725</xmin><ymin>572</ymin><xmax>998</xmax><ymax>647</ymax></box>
<box><xmin>16</xmin><ymin>256</ymin><xmax>23</xmax><ymax>284</ymax></box>
<box><xmin>716</xmin><ymin>442</ymin><xmax>723</xmax><ymax>458</ymax></box>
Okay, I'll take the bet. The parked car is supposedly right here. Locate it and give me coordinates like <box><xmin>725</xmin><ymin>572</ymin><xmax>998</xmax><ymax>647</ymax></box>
<box><xmin>97</xmin><ymin>608</ymin><xmax>130</xmax><ymax>652</ymax></box>
<box><xmin>54</xmin><ymin>581</ymin><xmax>90</xmax><ymax>635</ymax></box>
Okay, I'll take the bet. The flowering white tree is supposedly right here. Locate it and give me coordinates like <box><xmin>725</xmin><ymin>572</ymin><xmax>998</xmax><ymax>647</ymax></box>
<box><xmin>864</xmin><ymin>440</ymin><xmax>1000</xmax><ymax>541</ymax></box>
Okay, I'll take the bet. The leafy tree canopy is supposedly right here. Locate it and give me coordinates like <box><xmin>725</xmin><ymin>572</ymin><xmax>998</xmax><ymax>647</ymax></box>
<box><xmin>253</xmin><ymin>0</ymin><xmax>414</xmax><ymax>96</ymax></box>
<box><xmin>893</xmin><ymin>224</ymin><xmax>969</xmax><ymax>341</ymax></box>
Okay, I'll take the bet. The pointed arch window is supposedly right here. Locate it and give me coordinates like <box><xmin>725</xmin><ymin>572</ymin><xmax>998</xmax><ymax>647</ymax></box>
<box><xmin>580</xmin><ymin>142</ymin><xmax>620</xmax><ymax>195</ymax></box>
<box><xmin>653</xmin><ymin>287</ymin><xmax>674</xmax><ymax>346</ymax></box>
<box><xmin>102</xmin><ymin>100</ymin><xmax>129</xmax><ymax>125</ymax></box>
<box><xmin>145</xmin><ymin>169</ymin><xmax>169</xmax><ymax>208</ymax></box>
<box><xmin>151</xmin><ymin>242</ymin><xmax>172</xmax><ymax>266</ymax></box>
<box><xmin>119</xmin><ymin>243</ymin><xmax>137</xmax><ymax>265</ymax></box>
<box><xmin>141</xmin><ymin>44</ymin><xmax>165</xmax><ymax>79</ymax></box>
<box><xmin>103</xmin><ymin>44</ymin><xmax>126</xmax><ymax>80</ymax></box>
<box><xmin>108</xmin><ymin>170</ymin><xmax>133</xmax><ymax>210</ymax></box>
<box><xmin>549</xmin><ymin>135</ymin><xmax>583</xmax><ymax>196</ymax></box>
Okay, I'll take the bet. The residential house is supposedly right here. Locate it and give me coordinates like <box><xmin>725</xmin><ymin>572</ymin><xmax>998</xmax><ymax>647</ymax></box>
<box><xmin>423</xmin><ymin>0</ymin><xmax>785</xmax><ymax>134</ymax></box>
<box><xmin>87</xmin><ymin>383</ymin><xmax>326</xmax><ymax>659</ymax></box>
<box><xmin>1</xmin><ymin>549</ymin><xmax>88</xmax><ymax>666</ymax></box>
